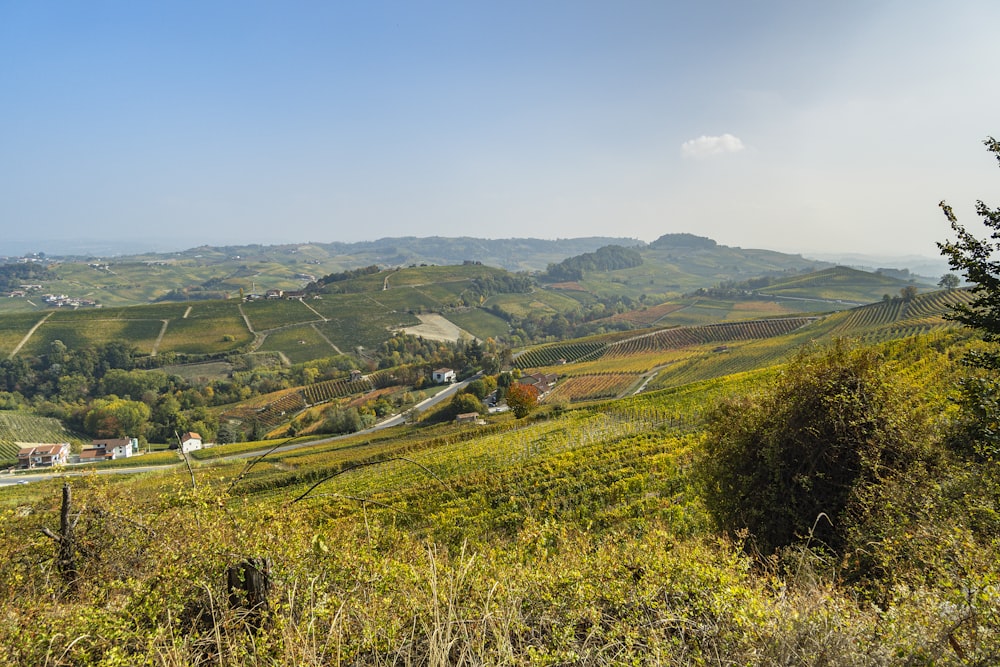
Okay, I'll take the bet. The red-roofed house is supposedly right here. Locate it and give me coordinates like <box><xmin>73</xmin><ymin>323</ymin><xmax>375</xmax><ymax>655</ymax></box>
<box><xmin>180</xmin><ymin>432</ymin><xmax>203</xmax><ymax>453</ymax></box>
<box><xmin>17</xmin><ymin>443</ymin><xmax>70</xmax><ymax>469</ymax></box>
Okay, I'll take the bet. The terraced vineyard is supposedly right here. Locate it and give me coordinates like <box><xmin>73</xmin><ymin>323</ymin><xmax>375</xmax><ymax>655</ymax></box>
<box><xmin>824</xmin><ymin>289</ymin><xmax>975</xmax><ymax>341</ymax></box>
<box><xmin>544</xmin><ymin>373</ymin><xmax>640</xmax><ymax>402</ymax></box>
<box><xmin>0</xmin><ymin>412</ymin><xmax>80</xmax><ymax>462</ymax></box>
<box><xmin>516</xmin><ymin>317</ymin><xmax>816</xmax><ymax>371</ymax></box>
<box><xmin>514</xmin><ymin>340</ymin><xmax>610</xmax><ymax>368</ymax></box>
<box><xmin>601</xmin><ymin>317</ymin><xmax>815</xmax><ymax>358</ymax></box>
<box><xmin>300</xmin><ymin>376</ymin><xmax>374</xmax><ymax>404</ymax></box>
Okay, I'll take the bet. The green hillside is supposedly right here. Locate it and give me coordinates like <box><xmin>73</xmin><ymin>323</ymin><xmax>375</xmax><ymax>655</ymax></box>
<box><xmin>756</xmin><ymin>265</ymin><xmax>926</xmax><ymax>302</ymax></box>
<box><xmin>4</xmin><ymin>325</ymin><xmax>998</xmax><ymax>663</ymax></box>
<box><xmin>0</xmin><ymin>412</ymin><xmax>81</xmax><ymax>462</ymax></box>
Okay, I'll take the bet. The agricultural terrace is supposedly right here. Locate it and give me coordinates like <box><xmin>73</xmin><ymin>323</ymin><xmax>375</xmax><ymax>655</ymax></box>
<box><xmin>544</xmin><ymin>373</ymin><xmax>640</xmax><ymax>402</ymax></box>
<box><xmin>0</xmin><ymin>412</ymin><xmax>80</xmax><ymax>462</ymax></box>
<box><xmin>0</xmin><ymin>312</ymin><xmax>46</xmax><ymax>357</ymax></box>
<box><xmin>258</xmin><ymin>323</ymin><xmax>340</xmax><ymax>364</ymax></box>
<box><xmin>441</xmin><ymin>308</ymin><xmax>510</xmax><ymax>341</ymax></box>
<box><xmin>515</xmin><ymin>317</ymin><xmax>814</xmax><ymax>370</ymax></box>
<box><xmin>310</xmin><ymin>294</ymin><xmax>421</xmax><ymax>351</ymax></box>
<box><xmin>20</xmin><ymin>318</ymin><xmax>165</xmax><ymax>356</ymax></box>
<box><xmin>758</xmin><ymin>266</ymin><xmax>920</xmax><ymax>303</ymax></box>
<box><xmin>241</xmin><ymin>298</ymin><xmax>321</xmax><ymax>331</ymax></box>
<box><xmin>822</xmin><ymin>288</ymin><xmax>975</xmax><ymax>342</ymax></box>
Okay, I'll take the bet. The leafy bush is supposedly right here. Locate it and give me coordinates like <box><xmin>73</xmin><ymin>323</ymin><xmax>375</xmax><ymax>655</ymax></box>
<box><xmin>697</xmin><ymin>341</ymin><xmax>936</xmax><ymax>556</ymax></box>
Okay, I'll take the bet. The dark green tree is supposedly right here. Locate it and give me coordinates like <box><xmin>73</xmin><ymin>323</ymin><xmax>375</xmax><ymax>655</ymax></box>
<box><xmin>938</xmin><ymin>137</ymin><xmax>1000</xmax><ymax>459</ymax></box>
<box><xmin>938</xmin><ymin>137</ymin><xmax>1000</xmax><ymax>350</ymax></box>
<box><xmin>938</xmin><ymin>273</ymin><xmax>960</xmax><ymax>290</ymax></box>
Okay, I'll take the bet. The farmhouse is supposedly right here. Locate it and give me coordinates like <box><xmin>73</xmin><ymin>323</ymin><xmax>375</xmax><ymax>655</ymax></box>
<box><xmin>17</xmin><ymin>443</ymin><xmax>70</xmax><ymax>469</ymax></box>
<box><xmin>519</xmin><ymin>372</ymin><xmax>558</xmax><ymax>395</ymax></box>
<box><xmin>432</xmin><ymin>368</ymin><xmax>456</xmax><ymax>384</ymax></box>
<box><xmin>179</xmin><ymin>432</ymin><xmax>203</xmax><ymax>453</ymax></box>
<box><xmin>82</xmin><ymin>437</ymin><xmax>137</xmax><ymax>462</ymax></box>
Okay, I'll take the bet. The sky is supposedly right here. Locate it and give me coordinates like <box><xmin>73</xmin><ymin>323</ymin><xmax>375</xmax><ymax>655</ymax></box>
<box><xmin>2</xmin><ymin>1</ymin><xmax>1000</xmax><ymax>259</ymax></box>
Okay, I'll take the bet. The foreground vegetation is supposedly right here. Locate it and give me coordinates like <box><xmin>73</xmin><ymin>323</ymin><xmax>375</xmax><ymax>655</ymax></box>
<box><xmin>2</xmin><ymin>328</ymin><xmax>1000</xmax><ymax>665</ymax></box>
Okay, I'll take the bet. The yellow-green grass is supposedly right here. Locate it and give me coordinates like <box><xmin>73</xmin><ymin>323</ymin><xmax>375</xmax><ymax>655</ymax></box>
<box><xmin>258</xmin><ymin>323</ymin><xmax>339</xmax><ymax>364</ymax></box>
<box><xmin>159</xmin><ymin>360</ymin><xmax>233</xmax><ymax>382</ymax></box>
<box><xmin>20</xmin><ymin>318</ymin><xmax>166</xmax><ymax>356</ymax></box>
<box><xmin>486</xmin><ymin>293</ymin><xmax>566</xmax><ymax>319</ymax></box>
<box><xmin>241</xmin><ymin>299</ymin><xmax>321</xmax><ymax>331</ymax></box>
<box><xmin>156</xmin><ymin>316</ymin><xmax>252</xmax><ymax>354</ymax></box>
<box><xmin>442</xmin><ymin>309</ymin><xmax>510</xmax><ymax>340</ymax></box>
<box><xmin>306</xmin><ymin>292</ymin><xmax>386</xmax><ymax>320</ymax></box>
<box><xmin>0</xmin><ymin>298</ymin><xmax>42</xmax><ymax>314</ymax></box>
<box><xmin>0</xmin><ymin>312</ymin><xmax>45</xmax><ymax>356</ymax></box>
<box><xmin>367</xmin><ymin>286</ymin><xmax>443</xmax><ymax>311</ymax></box>
<box><xmin>315</xmin><ymin>303</ymin><xmax>420</xmax><ymax>351</ymax></box>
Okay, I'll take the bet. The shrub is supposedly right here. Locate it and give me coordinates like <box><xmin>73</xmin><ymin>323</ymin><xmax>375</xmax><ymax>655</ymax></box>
<box><xmin>697</xmin><ymin>341</ymin><xmax>935</xmax><ymax>556</ymax></box>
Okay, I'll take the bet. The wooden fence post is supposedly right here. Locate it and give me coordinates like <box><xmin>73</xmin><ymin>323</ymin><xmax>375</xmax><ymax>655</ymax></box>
<box><xmin>226</xmin><ymin>557</ymin><xmax>272</xmax><ymax>630</ymax></box>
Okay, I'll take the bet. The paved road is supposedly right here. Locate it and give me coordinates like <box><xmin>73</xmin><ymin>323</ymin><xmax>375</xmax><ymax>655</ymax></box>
<box><xmin>0</xmin><ymin>374</ymin><xmax>481</xmax><ymax>486</ymax></box>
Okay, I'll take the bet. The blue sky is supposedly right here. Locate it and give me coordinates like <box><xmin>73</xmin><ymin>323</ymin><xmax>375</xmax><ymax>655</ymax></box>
<box><xmin>2</xmin><ymin>1</ymin><xmax>999</xmax><ymax>258</ymax></box>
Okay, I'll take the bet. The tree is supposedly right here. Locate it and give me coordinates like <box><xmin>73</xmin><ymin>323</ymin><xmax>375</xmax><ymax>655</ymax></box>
<box><xmin>938</xmin><ymin>273</ymin><xmax>960</xmax><ymax>290</ymax></box>
<box><xmin>938</xmin><ymin>137</ymin><xmax>1000</xmax><ymax>458</ymax></box>
<box><xmin>697</xmin><ymin>342</ymin><xmax>932</xmax><ymax>556</ymax></box>
<box><xmin>899</xmin><ymin>285</ymin><xmax>919</xmax><ymax>301</ymax></box>
<box><xmin>505</xmin><ymin>382</ymin><xmax>539</xmax><ymax>419</ymax></box>
<box><xmin>84</xmin><ymin>398</ymin><xmax>151</xmax><ymax>438</ymax></box>
<box><xmin>938</xmin><ymin>137</ymin><xmax>1000</xmax><ymax>346</ymax></box>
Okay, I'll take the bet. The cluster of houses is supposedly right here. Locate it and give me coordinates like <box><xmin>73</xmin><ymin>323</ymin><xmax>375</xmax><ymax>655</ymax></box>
<box><xmin>15</xmin><ymin>438</ymin><xmax>138</xmax><ymax>469</ymax></box>
<box><xmin>43</xmin><ymin>294</ymin><xmax>99</xmax><ymax>308</ymax></box>
<box><xmin>244</xmin><ymin>289</ymin><xmax>309</xmax><ymax>301</ymax></box>
<box><xmin>13</xmin><ymin>432</ymin><xmax>204</xmax><ymax>469</ymax></box>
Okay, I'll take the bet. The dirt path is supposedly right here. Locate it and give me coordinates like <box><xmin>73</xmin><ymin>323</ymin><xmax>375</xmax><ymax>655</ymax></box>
<box><xmin>182</xmin><ymin>306</ymin><xmax>192</xmax><ymax>319</ymax></box>
<box><xmin>150</xmin><ymin>320</ymin><xmax>169</xmax><ymax>357</ymax></box>
<box><xmin>237</xmin><ymin>302</ymin><xmax>265</xmax><ymax>351</ymax></box>
<box><xmin>310</xmin><ymin>322</ymin><xmax>342</xmax><ymax>354</ymax></box>
<box><xmin>9</xmin><ymin>311</ymin><xmax>53</xmax><ymax>359</ymax></box>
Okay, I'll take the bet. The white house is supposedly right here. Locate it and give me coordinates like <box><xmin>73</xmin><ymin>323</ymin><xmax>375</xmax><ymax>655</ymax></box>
<box><xmin>432</xmin><ymin>368</ymin><xmax>456</xmax><ymax>384</ymax></box>
<box><xmin>180</xmin><ymin>432</ymin><xmax>203</xmax><ymax>453</ymax></box>
<box><xmin>88</xmin><ymin>437</ymin><xmax>137</xmax><ymax>460</ymax></box>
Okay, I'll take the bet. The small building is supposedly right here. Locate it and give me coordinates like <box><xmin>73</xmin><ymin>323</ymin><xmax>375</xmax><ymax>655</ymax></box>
<box><xmin>349</xmin><ymin>369</ymin><xmax>364</xmax><ymax>382</ymax></box>
<box><xmin>519</xmin><ymin>372</ymin><xmax>558</xmax><ymax>395</ymax></box>
<box><xmin>455</xmin><ymin>412</ymin><xmax>480</xmax><ymax>424</ymax></box>
<box><xmin>265</xmin><ymin>289</ymin><xmax>283</xmax><ymax>299</ymax></box>
<box><xmin>283</xmin><ymin>290</ymin><xmax>306</xmax><ymax>300</ymax></box>
<box><xmin>432</xmin><ymin>368</ymin><xmax>456</xmax><ymax>384</ymax></box>
<box><xmin>179</xmin><ymin>432</ymin><xmax>203</xmax><ymax>453</ymax></box>
<box><xmin>84</xmin><ymin>437</ymin><xmax>137</xmax><ymax>461</ymax></box>
<box><xmin>17</xmin><ymin>443</ymin><xmax>70</xmax><ymax>469</ymax></box>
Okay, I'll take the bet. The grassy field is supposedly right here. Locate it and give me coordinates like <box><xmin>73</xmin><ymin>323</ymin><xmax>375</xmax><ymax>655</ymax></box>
<box><xmin>258</xmin><ymin>323</ymin><xmax>340</xmax><ymax>364</ymax></box>
<box><xmin>441</xmin><ymin>308</ymin><xmax>510</xmax><ymax>340</ymax></box>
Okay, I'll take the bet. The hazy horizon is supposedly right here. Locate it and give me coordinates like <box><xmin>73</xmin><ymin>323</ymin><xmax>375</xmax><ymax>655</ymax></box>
<box><xmin>4</xmin><ymin>2</ymin><xmax>999</xmax><ymax>259</ymax></box>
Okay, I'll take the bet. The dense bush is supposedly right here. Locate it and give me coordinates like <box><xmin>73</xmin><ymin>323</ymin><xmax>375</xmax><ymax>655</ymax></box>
<box><xmin>697</xmin><ymin>341</ymin><xmax>936</xmax><ymax>556</ymax></box>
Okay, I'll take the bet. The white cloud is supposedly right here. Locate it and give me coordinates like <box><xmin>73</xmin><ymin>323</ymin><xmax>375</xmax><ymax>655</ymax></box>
<box><xmin>681</xmin><ymin>133</ymin><xmax>746</xmax><ymax>159</ymax></box>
